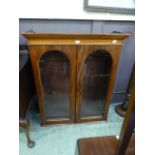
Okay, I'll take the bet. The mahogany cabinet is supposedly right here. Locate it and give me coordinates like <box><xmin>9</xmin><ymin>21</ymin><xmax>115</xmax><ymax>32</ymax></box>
<box><xmin>23</xmin><ymin>33</ymin><xmax>129</xmax><ymax>126</ymax></box>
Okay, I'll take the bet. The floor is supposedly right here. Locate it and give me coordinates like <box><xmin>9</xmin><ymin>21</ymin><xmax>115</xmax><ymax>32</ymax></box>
<box><xmin>19</xmin><ymin>103</ymin><xmax>123</xmax><ymax>155</ymax></box>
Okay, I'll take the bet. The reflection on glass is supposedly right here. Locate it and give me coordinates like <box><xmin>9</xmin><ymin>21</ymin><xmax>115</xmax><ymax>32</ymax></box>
<box><xmin>80</xmin><ymin>51</ymin><xmax>112</xmax><ymax>117</ymax></box>
<box><xmin>39</xmin><ymin>51</ymin><xmax>70</xmax><ymax>119</ymax></box>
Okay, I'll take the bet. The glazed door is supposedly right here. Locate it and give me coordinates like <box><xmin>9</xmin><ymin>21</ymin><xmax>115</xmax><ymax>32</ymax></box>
<box><xmin>76</xmin><ymin>45</ymin><xmax>118</xmax><ymax>122</ymax></box>
<box><xmin>30</xmin><ymin>45</ymin><xmax>77</xmax><ymax>125</ymax></box>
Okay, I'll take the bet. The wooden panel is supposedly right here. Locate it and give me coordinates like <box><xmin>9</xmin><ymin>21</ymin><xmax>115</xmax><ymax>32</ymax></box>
<box><xmin>76</xmin><ymin>45</ymin><xmax>122</xmax><ymax>122</ymax></box>
<box><xmin>76</xmin><ymin>135</ymin><xmax>135</xmax><ymax>155</ymax></box>
<box><xmin>28</xmin><ymin>45</ymin><xmax>77</xmax><ymax>125</ymax></box>
<box><xmin>24</xmin><ymin>39</ymin><xmax>123</xmax><ymax>46</ymax></box>
<box><xmin>23</xmin><ymin>33</ymin><xmax>129</xmax><ymax>40</ymax></box>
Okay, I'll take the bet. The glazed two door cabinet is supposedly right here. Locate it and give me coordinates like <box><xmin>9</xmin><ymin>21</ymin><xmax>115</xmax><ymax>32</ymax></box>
<box><xmin>23</xmin><ymin>33</ymin><xmax>129</xmax><ymax>126</ymax></box>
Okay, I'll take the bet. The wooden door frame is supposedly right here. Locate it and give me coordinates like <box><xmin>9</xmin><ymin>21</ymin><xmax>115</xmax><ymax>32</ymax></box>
<box><xmin>76</xmin><ymin>45</ymin><xmax>122</xmax><ymax>123</ymax></box>
<box><xmin>29</xmin><ymin>45</ymin><xmax>77</xmax><ymax>125</ymax></box>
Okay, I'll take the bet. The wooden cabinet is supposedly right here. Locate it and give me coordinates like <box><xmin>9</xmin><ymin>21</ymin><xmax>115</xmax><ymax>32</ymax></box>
<box><xmin>23</xmin><ymin>33</ymin><xmax>129</xmax><ymax>126</ymax></box>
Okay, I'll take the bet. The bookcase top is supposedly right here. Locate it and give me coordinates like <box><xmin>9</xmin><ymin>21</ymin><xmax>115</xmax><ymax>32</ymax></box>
<box><xmin>23</xmin><ymin>33</ymin><xmax>129</xmax><ymax>40</ymax></box>
<box><xmin>22</xmin><ymin>33</ymin><xmax>130</xmax><ymax>45</ymax></box>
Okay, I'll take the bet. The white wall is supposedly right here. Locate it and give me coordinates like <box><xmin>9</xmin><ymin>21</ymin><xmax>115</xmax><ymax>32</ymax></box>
<box><xmin>19</xmin><ymin>0</ymin><xmax>134</xmax><ymax>21</ymax></box>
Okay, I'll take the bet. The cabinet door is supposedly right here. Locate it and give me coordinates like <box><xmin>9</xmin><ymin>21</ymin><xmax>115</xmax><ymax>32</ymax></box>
<box><xmin>76</xmin><ymin>45</ymin><xmax>121</xmax><ymax>122</ymax></box>
<box><xmin>29</xmin><ymin>45</ymin><xmax>77</xmax><ymax>125</ymax></box>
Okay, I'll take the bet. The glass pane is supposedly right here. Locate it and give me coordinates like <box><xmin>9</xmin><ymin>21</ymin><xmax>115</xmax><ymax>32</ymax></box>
<box><xmin>80</xmin><ymin>51</ymin><xmax>112</xmax><ymax>117</ymax></box>
<box><xmin>39</xmin><ymin>51</ymin><xmax>70</xmax><ymax>119</ymax></box>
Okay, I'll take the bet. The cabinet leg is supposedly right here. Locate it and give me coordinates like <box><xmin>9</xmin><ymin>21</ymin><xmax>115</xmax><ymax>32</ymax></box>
<box><xmin>20</xmin><ymin>119</ymin><xmax>35</xmax><ymax>148</ymax></box>
<box><xmin>24</xmin><ymin>125</ymin><xmax>35</xmax><ymax>148</ymax></box>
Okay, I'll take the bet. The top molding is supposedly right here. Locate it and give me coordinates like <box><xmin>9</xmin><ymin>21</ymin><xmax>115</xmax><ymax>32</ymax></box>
<box><xmin>22</xmin><ymin>33</ymin><xmax>130</xmax><ymax>45</ymax></box>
